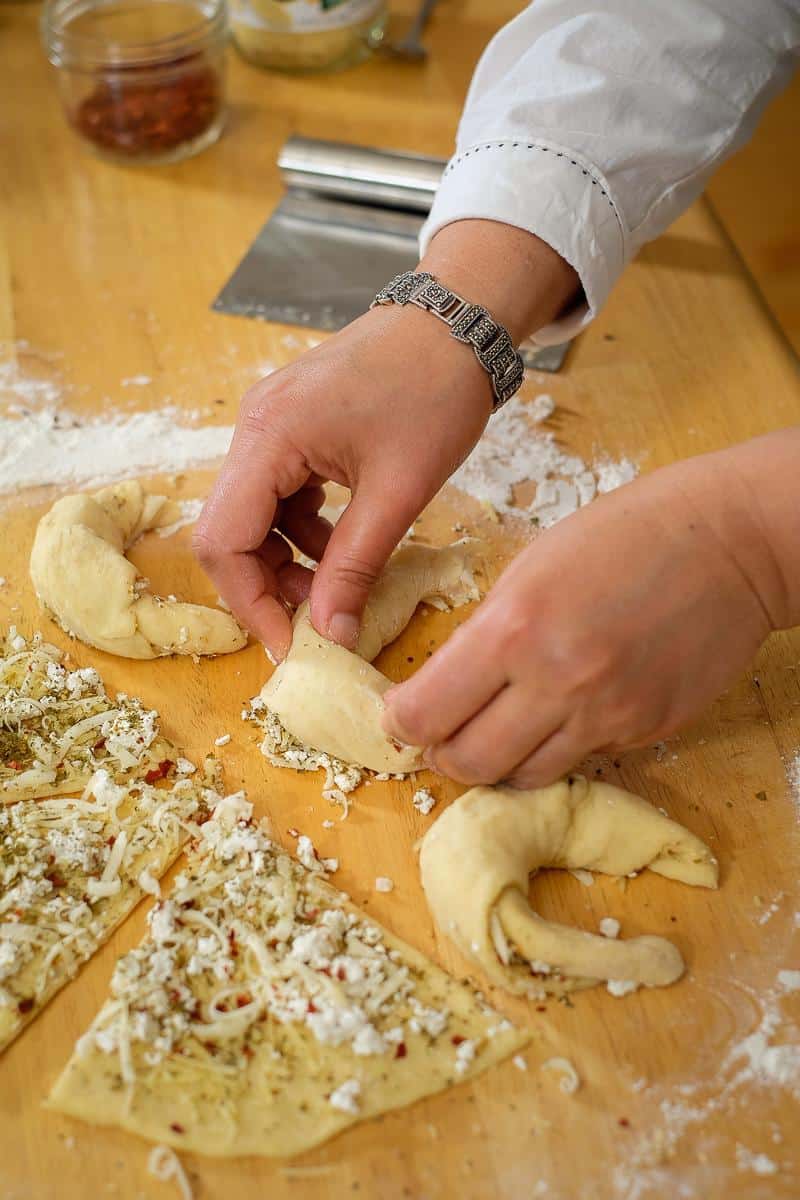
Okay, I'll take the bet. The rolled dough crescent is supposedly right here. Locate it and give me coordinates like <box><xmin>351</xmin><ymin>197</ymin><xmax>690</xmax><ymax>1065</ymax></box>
<box><xmin>419</xmin><ymin>776</ymin><xmax>718</xmax><ymax>996</ymax></box>
<box><xmin>30</xmin><ymin>481</ymin><xmax>246</xmax><ymax>660</ymax></box>
<box><xmin>260</xmin><ymin>541</ymin><xmax>478</xmax><ymax>773</ymax></box>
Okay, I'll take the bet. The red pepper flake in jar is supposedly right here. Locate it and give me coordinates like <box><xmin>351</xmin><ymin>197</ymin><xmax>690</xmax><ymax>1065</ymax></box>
<box><xmin>44</xmin><ymin>0</ymin><xmax>227</xmax><ymax>166</ymax></box>
<box><xmin>73</xmin><ymin>56</ymin><xmax>222</xmax><ymax>159</ymax></box>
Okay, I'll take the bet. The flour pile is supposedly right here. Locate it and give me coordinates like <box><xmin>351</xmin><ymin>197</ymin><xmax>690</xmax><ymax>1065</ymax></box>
<box><xmin>0</xmin><ymin>406</ymin><xmax>233</xmax><ymax>495</ymax></box>
<box><xmin>450</xmin><ymin>394</ymin><xmax>637</xmax><ymax>527</ymax></box>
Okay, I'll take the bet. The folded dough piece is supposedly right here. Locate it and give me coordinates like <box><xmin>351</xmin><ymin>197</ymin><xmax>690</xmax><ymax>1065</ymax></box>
<box><xmin>49</xmin><ymin>793</ymin><xmax>526</xmax><ymax>1156</ymax></box>
<box><xmin>260</xmin><ymin>541</ymin><xmax>479</xmax><ymax>773</ymax></box>
<box><xmin>30</xmin><ymin>481</ymin><xmax>246</xmax><ymax>660</ymax></box>
<box><xmin>0</xmin><ymin>629</ymin><xmax>174</xmax><ymax>803</ymax></box>
<box><xmin>420</xmin><ymin>776</ymin><xmax>718</xmax><ymax>996</ymax></box>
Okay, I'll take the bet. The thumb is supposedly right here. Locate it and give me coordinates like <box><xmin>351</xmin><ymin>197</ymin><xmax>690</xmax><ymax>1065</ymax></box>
<box><xmin>309</xmin><ymin>471</ymin><xmax>422</xmax><ymax>649</ymax></box>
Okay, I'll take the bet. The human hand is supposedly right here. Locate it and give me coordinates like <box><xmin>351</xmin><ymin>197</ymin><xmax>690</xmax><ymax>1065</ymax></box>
<box><xmin>382</xmin><ymin>444</ymin><xmax>791</xmax><ymax>787</ymax></box>
<box><xmin>194</xmin><ymin>221</ymin><xmax>578</xmax><ymax>659</ymax></box>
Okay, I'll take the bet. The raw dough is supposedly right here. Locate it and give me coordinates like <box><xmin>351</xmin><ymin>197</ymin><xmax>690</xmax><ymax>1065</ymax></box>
<box><xmin>260</xmin><ymin>541</ymin><xmax>478</xmax><ymax>773</ymax></box>
<box><xmin>0</xmin><ymin>629</ymin><xmax>175</xmax><ymax>803</ymax></box>
<box><xmin>49</xmin><ymin>791</ymin><xmax>527</xmax><ymax>1156</ymax></box>
<box><xmin>30</xmin><ymin>481</ymin><xmax>246</xmax><ymax>659</ymax></box>
<box><xmin>419</xmin><ymin>776</ymin><xmax>718</xmax><ymax>996</ymax></box>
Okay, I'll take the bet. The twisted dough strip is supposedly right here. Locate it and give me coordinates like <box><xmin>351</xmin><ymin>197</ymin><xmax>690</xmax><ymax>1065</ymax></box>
<box><xmin>260</xmin><ymin>541</ymin><xmax>479</xmax><ymax>773</ymax></box>
<box><xmin>420</xmin><ymin>776</ymin><xmax>718</xmax><ymax>995</ymax></box>
<box><xmin>30</xmin><ymin>481</ymin><xmax>246</xmax><ymax>660</ymax></box>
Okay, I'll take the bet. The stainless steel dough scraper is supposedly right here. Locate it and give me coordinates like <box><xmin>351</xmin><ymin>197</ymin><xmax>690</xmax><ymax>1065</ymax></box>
<box><xmin>212</xmin><ymin>136</ymin><xmax>570</xmax><ymax>372</ymax></box>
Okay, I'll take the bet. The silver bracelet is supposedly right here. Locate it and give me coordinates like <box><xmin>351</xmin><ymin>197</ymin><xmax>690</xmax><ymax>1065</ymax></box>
<box><xmin>370</xmin><ymin>270</ymin><xmax>524</xmax><ymax>411</ymax></box>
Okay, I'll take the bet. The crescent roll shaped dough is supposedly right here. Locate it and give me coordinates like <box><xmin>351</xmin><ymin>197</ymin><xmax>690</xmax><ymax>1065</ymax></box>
<box><xmin>30</xmin><ymin>481</ymin><xmax>246</xmax><ymax>660</ymax></box>
<box><xmin>260</xmin><ymin>541</ymin><xmax>479</xmax><ymax>773</ymax></box>
<box><xmin>419</xmin><ymin>776</ymin><xmax>718</xmax><ymax>996</ymax></box>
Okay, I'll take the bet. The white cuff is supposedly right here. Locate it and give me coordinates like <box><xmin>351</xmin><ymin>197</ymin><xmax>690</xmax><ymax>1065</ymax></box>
<box><xmin>419</xmin><ymin>139</ymin><xmax>626</xmax><ymax>346</ymax></box>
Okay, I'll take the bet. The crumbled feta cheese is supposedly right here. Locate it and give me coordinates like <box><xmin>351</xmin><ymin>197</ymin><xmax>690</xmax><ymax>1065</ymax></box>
<box><xmin>175</xmin><ymin>758</ymin><xmax>196</xmax><ymax>776</ymax></box>
<box><xmin>329</xmin><ymin>1078</ymin><xmax>361</xmax><ymax>1114</ymax></box>
<box><xmin>375</xmin><ymin>877</ymin><xmax>394</xmax><ymax>893</ymax></box>
<box><xmin>530</xmin><ymin>960</ymin><xmax>552</xmax><ymax>975</ymax></box>
<box><xmin>411</xmin><ymin>788</ymin><xmax>436</xmax><ymax>816</ymax></box>
<box><xmin>607</xmin><ymin>979</ymin><xmax>639</xmax><ymax>997</ymax></box>
<box><xmin>352</xmin><ymin>1024</ymin><xmax>387</xmax><ymax>1056</ymax></box>
<box><xmin>138</xmin><ymin>868</ymin><xmax>161</xmax><ymax>898</ymax></box>
<box><xmin>541</xmin><ymin>1056</ymin><xmax>580</xmax><ymax>1094</ymax></box>
<box><xmin>599</xmin><ymin>917</ymin><xmax>620</xmax><ymax>939</ymax></box>
<box><xmin>322</xmin><ymin>819</ymin><xmax>334</xmax><ymax>829</ymax></box>
<box><xmin>214</xmin><ymin>734</ymin><xmax>231</xmax><ymax>747</ymax></box>
<box><xmin>454</xmin><ymin>1038</ymin><xmax>477</xmax><ymax>1076</ymax></box>
<box><xmin>512</xmin><ymin>1054</ymin><xmax>528</xmax><ymax>1071</ymax></box>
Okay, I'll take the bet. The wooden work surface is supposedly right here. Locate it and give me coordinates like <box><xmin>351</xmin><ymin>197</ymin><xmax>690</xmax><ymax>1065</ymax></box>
<box><xmin>1</xmin><ymin>3</ymin><xmax>799</xmax><ymax>1198</ymax></box>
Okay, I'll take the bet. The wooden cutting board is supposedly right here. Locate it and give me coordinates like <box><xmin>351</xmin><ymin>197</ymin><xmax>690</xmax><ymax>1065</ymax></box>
<box><xmin>1</xmin><ymin>3</ymin><xmax>798</xmax><ymax>1197</ymax></box>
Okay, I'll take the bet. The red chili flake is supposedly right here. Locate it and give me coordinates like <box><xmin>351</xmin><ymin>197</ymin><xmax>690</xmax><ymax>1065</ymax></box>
<box><xmin>319</xmin><ymin>966</ymin><xmax>331</xmax><ymax>977</ymax></box>
<box><xmin>305</xmin><ymin>908</ymin><xmax>319</xmax><ymax>920</ymax></box>
<box><xmin>336</xmin><ymin>966</ymin><xmax>347</xmax><ymax>982</ymax></box>
<box><xmin>144</xmin><ymin>759</ymin><xmax>174</xmax><ymax>785</ymax></box>
<box><xmin>92</xmin><ymin>737</ymin><xmax>106</xmax><ymax>752</ymax></box>
<box><xmin>451</xmin><ymin>1035</ymin><xmax>466</xmax><ymax>1046</ymax></box>
<box><xmin>236</xmin><ymin>993</ymin><xmax>252</xmax><ymax>1008</ymax></box>
<box><xmin>45</xmin><ymin>871</ymin><xmax>66</xmax><ymax>889</ymax></box>
<box><xmin>535</xmin><ymin>1006</ymin><xmax>547</xmax><ymax>1013</ymax></box>
<box><xmin>307</xmin><ymin>1001</ymin><xmax>318</xmax><ymax>1014</ymax></box>
<box><xmin>394</xmin><ymin>1042</ymin><xmax>407</xmax><ymax>1059</ymax></box>
<box><xmin>242</xmin><ymin>1044</ymin><xmax>254</xmax><ymax>1059</ymax></box>
<box><xmin>618</xmin><ymin>1117</ymin><xmax>631</xmax><ymax>1128</ymax></box>
<box><xmin>72</xmin><ymin>57</ymin><xmax>222</xmax><ymax>159</ymax></box>
<box><xmin>106</xmin><ymin>834</ymin><xmax>116</xmax><ymax>847</ymax></box>
<box><xmin>169</xmin><ymin>1122</ymin><xmax>185</xmax><ymax>1135</ymax></box>
<box><xmin>18</xmin><ymin>997</ymin><xmax>34</xmax><ymax>1015</ymax></box>
<box><xmin>7</xmin><ymin>760</ymin><xmax>22</xmax><ymax>771</ymax></box>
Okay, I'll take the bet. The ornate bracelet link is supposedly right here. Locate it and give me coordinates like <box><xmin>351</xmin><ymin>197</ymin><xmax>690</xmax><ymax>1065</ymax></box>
<box><xmin>370</xmin><ymin>270</ymin><xmax>524</xmax><ymax>411</ymax></box>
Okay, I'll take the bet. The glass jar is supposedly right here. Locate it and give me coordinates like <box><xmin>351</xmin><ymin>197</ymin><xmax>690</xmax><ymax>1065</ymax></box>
<box><xmin>42</xmin><ymin>0</ymin><xmax>227</xmax><ymax>165</ymax></box>
<box><xmin>230</xmin><ymin>0</ymin><xmax>387</xmax><ymax>73</ymax></box>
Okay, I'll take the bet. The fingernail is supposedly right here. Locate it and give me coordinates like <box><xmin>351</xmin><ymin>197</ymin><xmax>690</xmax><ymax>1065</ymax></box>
<box><xmin>326</xmin><ymin>612</ymin><xmax>360</xmax><ymax>649</ymax></box>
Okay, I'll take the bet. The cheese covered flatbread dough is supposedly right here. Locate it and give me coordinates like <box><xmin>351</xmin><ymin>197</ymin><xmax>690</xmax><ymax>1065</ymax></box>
<box><xmin>0</xmin><ymin>629</ymin><xmax>174</xmax><ymax>803</ymax></box>
<box><xmin>0</xmin><ymin>759</ymin><xmax>221</xmax><ymax>1051</ymax></box>
<box><xmin>50</xmin><ymin>794</ymin><xmax>526</xmax><ymax>1156</ymax></box>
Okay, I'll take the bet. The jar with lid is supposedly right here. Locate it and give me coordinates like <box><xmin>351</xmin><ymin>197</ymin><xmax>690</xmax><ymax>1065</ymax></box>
<box><xmin>230</xmin><ymin>0</ymin><xmax>387</xmax><ymax>73</ymax></box>
<box><xmin>42</xmin><ymin>0</ymin><xmax>227</xmax><ymax>165</ymax></box>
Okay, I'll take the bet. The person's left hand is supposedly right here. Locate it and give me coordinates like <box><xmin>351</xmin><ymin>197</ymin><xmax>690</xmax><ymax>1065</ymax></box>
<box><xmin>381</xmin><ymin>452</ymin><xmax>776</xmax><ymax>788</ymax></box>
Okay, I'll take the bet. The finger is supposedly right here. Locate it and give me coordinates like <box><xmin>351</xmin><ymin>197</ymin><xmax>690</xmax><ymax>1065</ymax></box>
<box><xmin>277</xmin><ymin>561</ymin><xmax>314</xmax><ymax>607</ymax></box>
<box><xmin>193</xmin><ymin>404</ymin><xmax>308</xmax><ymax>652</ymax></box>
<box><xmin>382</xmin><ymin>601</ymin><xmax>508</xmax><ymax>746</ymax></box>
<box><xmin>504</xmin><ymin>722</ymin><xmax>588</xmax><ymax>790</ymax></box>
<box><xmin>426</xmin><ymin>684</ymin><xmax>563</xmax><ymax>786</ymax></box>
<box><xmin>276</xmin><ymin>485</ymin><xmax>334</xmax><ymax>564</ymax></box>
<box><xmin>309</xmin><ymin>469</ymin><xmax>424</xmax><ymax>649</ymax></box>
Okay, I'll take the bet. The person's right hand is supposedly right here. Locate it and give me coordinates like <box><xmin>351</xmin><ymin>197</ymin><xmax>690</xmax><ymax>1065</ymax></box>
<box><xmin>193</xmin><ymin>301</ymin><xmax>493</xmax><ymax>660</ymax></box>
<box><xmin>193</xmin><ymin>221</ymin><xmax>579</xmax><ymax>660</ymax></box>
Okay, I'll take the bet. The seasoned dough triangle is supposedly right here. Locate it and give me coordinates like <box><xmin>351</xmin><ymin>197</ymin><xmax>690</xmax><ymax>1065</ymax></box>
<box><xmin>49</xmin><ymin>795</ymin><xmax>526</xmax><ymax>1157</ymax></box>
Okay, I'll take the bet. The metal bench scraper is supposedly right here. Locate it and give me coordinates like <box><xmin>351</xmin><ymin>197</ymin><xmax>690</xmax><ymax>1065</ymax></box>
<box><xmin>212</xmin><ymin>135</ymin><xmax>569</xmax><ymax>372</ymax></box>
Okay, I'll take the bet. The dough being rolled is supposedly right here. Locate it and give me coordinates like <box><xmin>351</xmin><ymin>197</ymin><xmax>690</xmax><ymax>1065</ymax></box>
<box><xmin>420</xmin><ymin>776</ymin><xmax>718</xmax><ymax>996</ymax></box>
<box><xmin>260</xmin><ymin>542</ymin><xmax>479</xmax><ymax>773</ymax></box>
<box><xmin>30</xmin><ymin>482</ymin><xmax>246</xmax><ymax>660</ymax></box>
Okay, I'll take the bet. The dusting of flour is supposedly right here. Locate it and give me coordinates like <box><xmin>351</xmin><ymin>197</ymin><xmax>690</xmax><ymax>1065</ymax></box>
<box><xmin>0</xmin><ymin>406</ymin><xmax>233</xmax><ymax>496</ymax></box>
<box><xmin>450</xmin><ymin>394</ymin><xmax>637</xmax><ymax>527</ymax></box>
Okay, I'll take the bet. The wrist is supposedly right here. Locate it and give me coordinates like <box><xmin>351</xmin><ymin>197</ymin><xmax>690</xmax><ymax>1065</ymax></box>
<box><xmin>419</xmin><ymin>219</ymin><xmax>579</xmax><ymax>344</ymax></box>
<box><xmin>669</xmin><ymin>436</ymin><xmax>800</xmax><ymax>634</ymax></box>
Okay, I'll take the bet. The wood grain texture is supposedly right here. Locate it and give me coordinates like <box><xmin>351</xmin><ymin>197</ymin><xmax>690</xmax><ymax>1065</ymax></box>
<box><xmin>1</xmin><ymin>3</ymin><xmax>799</xmax><ymax>1198</ymax></box>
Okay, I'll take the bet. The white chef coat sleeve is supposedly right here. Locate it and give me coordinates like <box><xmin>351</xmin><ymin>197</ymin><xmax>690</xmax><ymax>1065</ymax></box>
<box><xmin>419</xmin><ymin>0</ymin><xmax>800</xmax><ymax>345</ymax></box>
